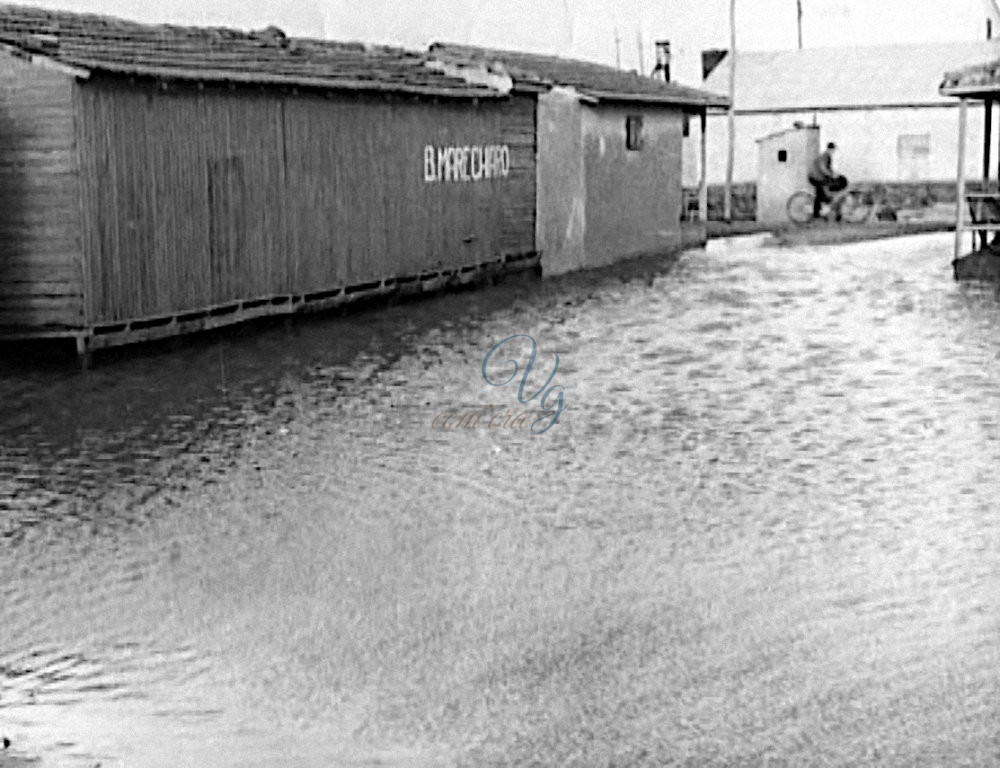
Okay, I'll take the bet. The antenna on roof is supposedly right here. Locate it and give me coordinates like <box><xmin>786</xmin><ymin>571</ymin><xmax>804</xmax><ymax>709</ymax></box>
<box><xmin>653</xmin><ymin>40</ymin><xmax>671</xmax><ymax>81</ymax></box>
<box><xmin>796</xmin><ymin>0</ymin><xmax>803</xmax><ymax>49</ymax></box>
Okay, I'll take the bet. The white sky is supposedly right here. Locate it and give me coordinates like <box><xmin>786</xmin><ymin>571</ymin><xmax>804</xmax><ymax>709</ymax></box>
<box><xmin>18</xmin><ymin>0</ymin><xmax>1000</xmax><ymax>85</ymax></box>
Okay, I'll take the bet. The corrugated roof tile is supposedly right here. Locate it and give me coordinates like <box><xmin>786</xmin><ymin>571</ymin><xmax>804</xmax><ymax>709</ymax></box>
<box><xmin>429</xmin><ymin>43</ymin><xmax>729</xmax><ymax>108</ymax></box>
<box><xmin>0</xmin><ymin>3</ymin><xmax>501</xmax><ymax>98</ymax></box>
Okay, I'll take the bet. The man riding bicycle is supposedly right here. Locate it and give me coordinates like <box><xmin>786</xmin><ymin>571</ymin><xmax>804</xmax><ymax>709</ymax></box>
<box><xmin>808</xmin><ymin>141</ymin><xmax>848</xmax><ymax>220</ymax></box>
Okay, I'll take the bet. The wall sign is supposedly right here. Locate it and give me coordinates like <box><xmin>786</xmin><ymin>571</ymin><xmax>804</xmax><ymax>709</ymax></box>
<box><xmin>423</xmin><ymin>144</ymin><xmax>510</xmax><ymax>183</ymax></box>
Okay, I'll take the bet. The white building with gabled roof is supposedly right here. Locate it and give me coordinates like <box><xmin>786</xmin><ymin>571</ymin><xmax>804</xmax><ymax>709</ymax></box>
<box><xmin>684</xmin><ymin>40</ymin><xmax>1000</xmax><ymax>186</ymax></box>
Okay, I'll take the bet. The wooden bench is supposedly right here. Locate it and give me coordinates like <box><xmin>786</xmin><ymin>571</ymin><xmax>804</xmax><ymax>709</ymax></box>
<box><xmin>966</xmin><ymin>192</ymin><xmax>1000</xmax><ymax>224</ymax></box>
<box><xmin>963</xmin><ymin>192</ymin><xmax>1000</xmax><ymax>249</ymax></box>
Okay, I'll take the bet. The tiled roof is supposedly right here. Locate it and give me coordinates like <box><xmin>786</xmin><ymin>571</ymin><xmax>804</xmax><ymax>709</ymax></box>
<box><xmin>704</xmin><ymin>41</ymin><xmax>1000</xmax><ymax>111</ymax></box>
<box><xmin>0</xmin><ymin>4</ymin><xmax>503</xmax><ymax>98</ymax></box>
<box><xmin>429</xmin><ymin>43</ymin><xmax>729</xmax><ymax>108</ymax></box>
<box><xmin>940</xmin><ymin>58</ymin><xmax>1000</xmax><ymax>96</ymax></box>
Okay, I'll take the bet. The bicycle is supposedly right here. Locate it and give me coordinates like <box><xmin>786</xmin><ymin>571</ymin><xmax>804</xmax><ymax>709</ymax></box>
<box><xmin>786</xmin><ymin>184</ymin><xmax>871</xmax><ymax>225</ymax></box>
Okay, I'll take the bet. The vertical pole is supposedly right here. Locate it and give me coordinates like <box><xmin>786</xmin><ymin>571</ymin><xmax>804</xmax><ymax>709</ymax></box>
<box><xmin>956</xmin><ymin>97</ymin><xmax>968</xmax><ymax>261</ymax></box>
<box><xmin>797</xmin><ymin>0</ymin><xmax>803</xmax><ymax>49</ymax></box>
<box><xmin>724</xmin><ymin>0</ymin><xmax>736</xmax><ymax>222</ymax></box>
<box><xmin>984</xmin><ymin>99</ymin><xmax>992</xmax><ymax>179</ymax></box>
<box><xmin>699</xmin><ymin>110</ymin><xmax>708</xmax><ymax>223</ymax></box>
<box><xmin>982</xmin><ymin>98</ymin><xmax>992</xmax><ymax>248</ymax></box>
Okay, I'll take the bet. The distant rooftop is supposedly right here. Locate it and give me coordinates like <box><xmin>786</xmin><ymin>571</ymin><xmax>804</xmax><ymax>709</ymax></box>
<box><xmin>0</xmin><ymin>4</ymin><xmax>501</xmax><ymax>98</ymax></box>
<box><xmin>429</xmin><ymin>42</ymin><xmax>729</xmax><ymax>108</ymax></box>
<box><xmin>940</xmin><ymin>57</ymin><xmax>1000</xmax><ymax>97</ymax></box>
<box><xmin>705</xmin><ymin>40</ymin><xmax>1000</xmax><ymax>111</ymax></box>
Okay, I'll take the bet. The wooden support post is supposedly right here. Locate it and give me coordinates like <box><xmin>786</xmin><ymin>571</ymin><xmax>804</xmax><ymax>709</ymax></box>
<box><xmin>724</xmin><ymin>0</ymin><xmax>736</xmax><ymax>222</ymax></box>
<box><xmin>984</xmin><ymin>99</ymin><xmax>992</xmax><ymax>179</ymax></box>
<box><xmin>956</xmin><ymin>97</ymin><xmax>968</xmax><ymax>262</ymax></box>
<box><xmin>75</xmin><ymin>336</ymin><xmax>93</xmax><ymax>371</ymax></box>
<box><xmin>699</xmin><ymin>109</ymin><xmax>708</xmax><ymax>223</ymax></box>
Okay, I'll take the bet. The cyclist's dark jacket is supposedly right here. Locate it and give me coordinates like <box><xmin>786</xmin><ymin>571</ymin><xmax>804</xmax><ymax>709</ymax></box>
<box><xmin>808</xmin><ymin>150</ymin><xmax>835</xmax><ymax>184</ymax></box>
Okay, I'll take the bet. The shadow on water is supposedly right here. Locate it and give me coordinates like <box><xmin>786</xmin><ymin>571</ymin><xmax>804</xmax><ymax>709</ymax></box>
<box><xmin>0</xmin><ymin>252</ymin><xmax>682</xmax><ymax>543</ymax></box>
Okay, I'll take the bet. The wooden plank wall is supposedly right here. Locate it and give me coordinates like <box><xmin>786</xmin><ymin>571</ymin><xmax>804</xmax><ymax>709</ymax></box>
<box><xmin>76</xmin><ymin>81</ymin><xmax>286</xmax><ymax>321</ymax></box>
<box><xmin>283</xmin><ymin>95</ymin><xmax>536</xmax><ymax>290</ymax></box>
<box><xmin>76</xmin><ymin>80</ymin><xmax>536</xmax><ymax>325</ymax></box>
<box><xmin>0</xmin><ymin>53</ymin><xmax>84</xmax><ymax>329</ymax></box>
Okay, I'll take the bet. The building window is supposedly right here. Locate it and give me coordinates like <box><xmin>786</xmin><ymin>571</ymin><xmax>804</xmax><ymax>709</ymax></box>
<box><xmin>626</xmin><ymin>115</ymin><xmax>644</xmax><ymax>151</ymax></box>
<box><xmin>777</xmin><ymin>149</ymin><xmax>788</xmax><ymax>162</ymax></box>
<box><xmin>898</xmin><ymin>133</ymin><xmax>930</xmax><ymax>157</ymax></box>
<box><xmin>682</xmin><ymin>113</ymin><xmax>691</xmax><ymax>138</ymax></box>
<box><xmin>897</xmin><ymin>133</ymin><xmax>930</xmax><ymax>180</ymax></box>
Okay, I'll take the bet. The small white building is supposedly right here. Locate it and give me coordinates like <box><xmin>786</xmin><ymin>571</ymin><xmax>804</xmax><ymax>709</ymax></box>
<box><xmin>683</xmin><ymin>40</ymin><xmax>1000</xmax><ymax>187</ymax></box>
<box><xmin>756</xmin><ymin>125</ymin><xmax>820</xmax><ymax>223</ymax></box>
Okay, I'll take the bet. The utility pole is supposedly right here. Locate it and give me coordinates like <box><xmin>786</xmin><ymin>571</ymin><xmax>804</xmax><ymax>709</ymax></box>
<box><xmin>724</xmin><ymin>0</ymin><xmax>736</xmax><ymax>222</ymax></box>
<box><xmin>797</xmin><ymin>0</ymin><xmax>803</xmax><ymax>49</ymax></box>
<box><xmin>614</xmin><ymin>27</ymin><xmax>621</xmax><ymax>69</ymax></box>
<box><xmin>636</xmin><ymin>29</ymin><xmax>645</xmax><ymax>74</ymax></box>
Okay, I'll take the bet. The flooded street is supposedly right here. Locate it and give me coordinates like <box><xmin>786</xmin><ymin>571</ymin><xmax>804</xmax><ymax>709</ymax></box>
<box><xmin>1</xmin><ymin>231</ymin><xmax>999</xmax><ymax>767</ymax></box>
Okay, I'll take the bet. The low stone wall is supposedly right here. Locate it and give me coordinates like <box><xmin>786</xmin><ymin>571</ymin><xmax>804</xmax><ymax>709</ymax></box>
<box><xmin>685</xmin><ymin>180</ymin><xmax>963</xmax><ymax>221</ymax></box>
<box><xmin>682</xmin><ymin>183</ymin><xmax>757</xmax><ymax>222</ymax></box>
<box><xmin>852</xmin><ymin>180</ymin><xmax>957</xmax><ymax>207</ymax></box>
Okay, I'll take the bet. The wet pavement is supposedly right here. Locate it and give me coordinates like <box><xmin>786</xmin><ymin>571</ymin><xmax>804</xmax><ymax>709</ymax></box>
<box><xmin>1</xmin><ymin>232</ymin><xmax>998</xmax><ymax>767</ymax></box>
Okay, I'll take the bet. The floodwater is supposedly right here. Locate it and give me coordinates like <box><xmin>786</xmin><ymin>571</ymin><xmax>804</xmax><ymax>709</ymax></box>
<box><xmin>1</xmin><ymin>232</ymin><xmax>999</xmax><ymax>767</ymax></box>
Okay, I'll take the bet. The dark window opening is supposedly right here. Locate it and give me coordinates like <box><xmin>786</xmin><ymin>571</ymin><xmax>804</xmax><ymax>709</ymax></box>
<box><xmin>777</xmin><ymin>149</ymin><xmax>788</xmax><ymax>162</ymax></box>
<box><xmin>626</xmin><ymin>115</ymin><xmax>644</xmax><ymax>151</ymax></box>
<box><xmin>682</xmin><ymin>113</ymin><xmax>691</xmax><ymax>137</ymax></box>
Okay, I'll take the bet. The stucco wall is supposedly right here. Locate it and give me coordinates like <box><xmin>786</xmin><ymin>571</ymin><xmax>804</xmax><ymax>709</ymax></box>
<box><xmin>539</xmin><ymin>95</ymin><xmax>685</xmax><ymax>276</ymax></box>
<box><xmin>756</xmin><ymin>126</ymin><xmax>819</xmax><ymax>223</ymax></box>
<box><xmin>580</xmin><ymin>104</ymin><xmax>684</xmax><ymax>268</ymax></box>
<box><xmin>536</xmin><ymin>88</ymin><xmax>586</xmax><ymax>275</ymax></box>
<box><xmin>683</xmin><ymin>104</ymin><xmax>987</xmax><ymax>186</ymax></box>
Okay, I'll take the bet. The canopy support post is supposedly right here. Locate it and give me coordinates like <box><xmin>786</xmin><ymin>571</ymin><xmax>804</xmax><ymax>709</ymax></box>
<box><xmin>956</xmin><ymin>97</ymin><xmax>968</xmax><ymax>262</ymax></box>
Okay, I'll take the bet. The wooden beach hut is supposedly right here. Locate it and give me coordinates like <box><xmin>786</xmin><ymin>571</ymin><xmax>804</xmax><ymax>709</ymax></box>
<box><xmin>941</xmin><ymin>56</ymin><xmax>1000</xmax><ymax>279</ymax></box>
<box><xmin>429</xmin><ymin>44</ymin><xmax>728</xmax><ymax>276</ymax></box>
<box><xmin>0</xmin><ymin>5</ymin><xmax>539</xmax><ymax>364</ymax></box>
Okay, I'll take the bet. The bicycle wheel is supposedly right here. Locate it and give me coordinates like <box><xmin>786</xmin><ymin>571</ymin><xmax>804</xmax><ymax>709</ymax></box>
<box><xmin>786</xmin><ymin>190</ymin><xmax>815</xmax><ymax>225</ymax></box>
<box><xmin>839</xmin><ymin>190</ymin><xmax>871</xmax><ymax>224</ymax></box>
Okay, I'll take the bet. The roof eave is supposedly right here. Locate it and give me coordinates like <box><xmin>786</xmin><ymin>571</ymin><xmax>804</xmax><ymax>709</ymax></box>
<box><xmin>0</xmin><ymin>42</ymin><xmax>91</xmax><ymax>79</ymax></box>
<box><xmin>584</xmin><ymin>89</ymin><xmax>729</xmax><ymax>108</ymax></box>
<box><xmin>69</xmin><ymin>60</ymin><xmax>505</xmax><ymax>99</ymax></box>
<box><xmin>510</xmin><ymin>81</ymin><xmax>550</xmax><ymax>95</ymax></box>
<box><xmin>940</xmin><ymin>84</ymin><xmax>1000</xmax><ymax>98</ymax></box>
<box><xmin>732</xmin><ymin>100</ymin><xmax>957</xmax><ymax>113</ymax></box>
